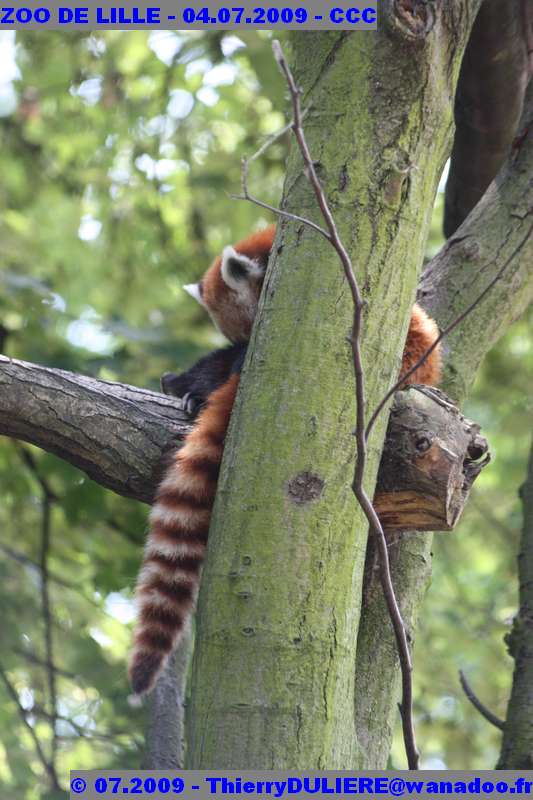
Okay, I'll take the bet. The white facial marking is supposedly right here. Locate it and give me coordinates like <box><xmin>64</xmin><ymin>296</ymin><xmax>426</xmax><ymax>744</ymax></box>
<box><xmin>183</xmin><ymin>283</ymin><xmax>205</xmax><ymax>307</ymax></box>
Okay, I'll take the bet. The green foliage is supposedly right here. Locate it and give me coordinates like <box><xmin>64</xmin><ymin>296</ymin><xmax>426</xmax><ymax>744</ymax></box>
<box><xmin>0</xmin><ymin>30</ymin><xmax>284</xmax><ymax>797</ymax></box>
<box><xmin>0</xmin><ymin>28</ymin><xmax>530</xmax><ymax>793</ymax></box>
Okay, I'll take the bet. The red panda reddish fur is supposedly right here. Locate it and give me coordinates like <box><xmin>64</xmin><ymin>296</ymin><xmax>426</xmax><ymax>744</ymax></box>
<box><xmin>129</xmin><ymin>374</ymin><xmax>239</xmax><ymax>696</ymax></box>
<box><xmin>399</xmin><ymin>303</ymin><xmax>441</xmax><ymax>387</ymax></box>
<box><xmin>128</xmin><ymin>225</ymin><xmax>441</xmax><ymax>697</ymax></box>
<box><xmin>201</xmin><ymin>225</ymin><xmax>275</xmax><ymax>342</ymax></box>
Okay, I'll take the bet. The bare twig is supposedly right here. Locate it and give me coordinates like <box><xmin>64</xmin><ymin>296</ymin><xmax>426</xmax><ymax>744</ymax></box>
<box><xmin>106</xmin><ymin>516</ymin><xmax>140</xmax><ymax>546</ymax></box>
<box><xmin>12</xmin><ymin>648</ymin><xmax>76</xmax><ymax>680</ymax></box>
<box><xmin>17</xmin><ymin>442</ymin><xmax>140</xmax><ymax>548</ymax></box>
<box><xmin>0</xmin><ymin>538</ymin><xmax>116</xmax><ymax>616</ymax></box>
<box><xmin>365</xmin><ymin>219</ymin><xmax>533</xmax><ymax>440</ymax></box>
<box><xmin>245</xmin><ymin>114</ymin><xmax>304</xmax><ymax>167</ymax></box>
<box><xmin>29</xmin><ymin>702</ymin><xmax>134</xmax><ymax>744</ymax></box>
<box><xmin>231</xmin><ymin>108</ymin><xmax>331</xmax><ymax>238</ymax></box>
<box><xmin>0</xmin><ymin>541</ymin><xmax>71</xmax><ymax>587</ymax></box>
<box><xmin>271</xmin><ymin>39</ymin><xmax>420</xmax><ymax>770</ymax></box>
<box><xmin>0</xmin><ymin>663</ymin><xmax>61</xmax><ymax>789</ymax></box>
<box><xmin>459</xmin><ymin>670</ymin><xmax>505</xmax><ymax>730</ymax></box>
<box><xmin>470</xmin><ymin>496</ymin><xmax>517</xmax><ymax>540</ymax></box>
<box><xmin>15</xmin><ymin>442</ymin><xmax>57</xmax><ymax>500</ymax></box>
<box><xmin>231</xmin><ymin>187</ymin><xmax>329</xmax><ymax>238</ymax></box>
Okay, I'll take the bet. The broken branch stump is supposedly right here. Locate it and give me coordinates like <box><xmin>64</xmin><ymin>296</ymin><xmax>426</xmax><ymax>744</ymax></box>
<box><xmin>374</xmin><ymin>385</ymin><xmax>490</xmax><ymax>532</ymax></box>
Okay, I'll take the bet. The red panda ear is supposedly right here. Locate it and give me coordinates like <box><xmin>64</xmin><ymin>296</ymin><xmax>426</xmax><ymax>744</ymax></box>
<box><xmin>183</xmin><ymin>283</ymin><xmax>205</xmax><ymax>307</ymax></box>
<box><xmin>221</xmin><ymin>246</ymin><xmax>264</xmax><ymax>291</ymax></box>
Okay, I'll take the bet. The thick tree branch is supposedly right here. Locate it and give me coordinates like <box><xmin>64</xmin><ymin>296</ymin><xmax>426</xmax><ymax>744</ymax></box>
<box><xmin>1</xmin><ymin>353</ymin><xmax>487</xmax><ymax>536</ymax></box>
<box><xmin>444</xmin><ymin>0</ymin><xmax>530</xmax><ymax>236</ymax></box>
<box><xmin>144</xmin><ymin>634</ymin><xmax>191</xmax><ymax>770</ymax></box>
<box><xmin>420</xmin><ymin>88</ymin><xmax>533</xmax><ymax>402</ymax></box>
<box><xmin>0</xmin><ymin>355</ymin><xmax>189</xmax><ymax>504</ymax></box>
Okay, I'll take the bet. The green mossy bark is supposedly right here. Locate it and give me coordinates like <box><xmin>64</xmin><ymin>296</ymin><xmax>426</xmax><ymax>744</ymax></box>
<box><xmin>353</xmin><ymin>66</ymin><xmax>533</xmax><ymax>770</ymax></box>
<box><xmin>187</xmin><ymin>13</ymin><xmax>482</xmax><ymax>769</ymax></box>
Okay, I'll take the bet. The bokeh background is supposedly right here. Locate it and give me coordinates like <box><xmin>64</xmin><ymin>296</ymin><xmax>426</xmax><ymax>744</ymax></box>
<box><xmin>0</xmin><ymin>30</ymin><xmax>531</xmax><ymax>796</ymax></box>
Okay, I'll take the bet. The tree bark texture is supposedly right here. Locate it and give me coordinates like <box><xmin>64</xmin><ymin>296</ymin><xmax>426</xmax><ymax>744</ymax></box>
<box><xmin>186</xmin><ymin>8</ymin><xmax>483</xmax><ymax>770</ymax></box>
<box><xmin>0</xmin><ymin>358</ymin><xmax>486</xmax><ymax>529</ymax></box>
<box><xmin>144</xmin><ymin>631</ymin><xmax>192</xmax><ymax>770</ymax></box>
<box><xmin>497</xmin><ymin>437</ymin><xmax>533</xmax><ymax>769</ymax></box>
<box><xmin>444</xmin><ymin>0</ymin><xmax>530</xmax><ymax>237</ymax></box>
<box><xmin>354</xmin><ymin>77</ymin><xmax>533</xmax><ymax>768</ymax></box>
<box><xmin>2</xmin><ymin>347</ymin><xmax>474</xmax><ymax>770</ymax></box>
<box><xmin>0</xmin><ymin>354</ymin><xmax>189</xmax><ymax>504</ymax></box>
<box><xmin>421</xmin><ymin>87</ymin><xmax>533</xmax><ymax>402</ymax></box>
<box><xmin>374</xmin><ymin>386</ymin><xmax>490</xmax><ymax>532</ymax></box>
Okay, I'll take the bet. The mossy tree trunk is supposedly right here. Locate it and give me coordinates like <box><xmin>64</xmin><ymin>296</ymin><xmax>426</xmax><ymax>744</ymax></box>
<box><xmin>186</xmin><ymin>10</ymin><xmax>483</xmax><ymax>770</ymax></box>
<box><xmin>354</xmin><ymin>79</ymin><xmax>533</xmax><ymax>767</ymax></box>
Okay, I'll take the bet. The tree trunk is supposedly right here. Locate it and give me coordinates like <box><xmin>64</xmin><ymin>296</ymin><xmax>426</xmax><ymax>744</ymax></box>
<box><xmin>497</xmin><ymin>437</ymin><xmax>533</xmax><ymax>769</ymax></box>
<box><xmin>353</xmin><ymin>76</ymin><xmax>533</xmax><ymax>768</ymax></box>
<box><xmin>444</xmin><ymin>0</ymin><xmax>530</xmax><ymax>237</ymax></box>
<box><xmin>186</xmin><ymin>10</ymin><xmax>482</xmax><ymax>769</ymax></box>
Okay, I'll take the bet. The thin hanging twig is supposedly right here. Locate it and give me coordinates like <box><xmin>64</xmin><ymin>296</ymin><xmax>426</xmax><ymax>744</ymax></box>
<box><xmin>459</xmin><ymin>670</ymin><xmax>505</xmax><ymax>730</ymax></box>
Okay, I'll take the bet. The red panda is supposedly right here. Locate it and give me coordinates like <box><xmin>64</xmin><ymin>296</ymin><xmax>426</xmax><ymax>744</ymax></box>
<box><xmin>128</xmin><ymin>223</ymin><xmax>441</xmax><ymax>697</ymax></box>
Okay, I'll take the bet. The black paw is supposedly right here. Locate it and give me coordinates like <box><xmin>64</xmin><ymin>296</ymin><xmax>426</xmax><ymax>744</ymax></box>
<box><xmin>179</xmin><ymin>392</ymin><xmax>205</xmax><ymax>417</ymax></box>
<box><xmin>160</xmin><ymin>372</ymin><xmax>182</xmax><ymax>397</ymax></box>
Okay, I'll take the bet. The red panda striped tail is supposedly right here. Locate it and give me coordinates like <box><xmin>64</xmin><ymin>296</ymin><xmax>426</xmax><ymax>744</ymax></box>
<box><xmin>128</xmin><ymin>374</ymin><xmax>239</xmax><ymax>697</ymax></box>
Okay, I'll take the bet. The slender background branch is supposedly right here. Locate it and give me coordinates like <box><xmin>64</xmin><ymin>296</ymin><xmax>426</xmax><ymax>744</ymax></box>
<box><xmin>459</xmin><ymin>670</ymin><xmax>505</xmax><ymax>731</ymax></box>
<box><xmin>38</xmin><ymin>483</ymin><xmax>58</xmax><ymax>779</ymax></box>
<box><xmin>0</xmin><ymin>663</ymin><xmax>60</xmax><ymax>790</ymax></box>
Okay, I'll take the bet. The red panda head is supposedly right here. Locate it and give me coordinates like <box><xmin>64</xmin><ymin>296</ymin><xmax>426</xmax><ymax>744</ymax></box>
<box><xmin>184</xmin><ymin>225</ymin><xmax>275</xmax><ymax>343</ymax></box>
